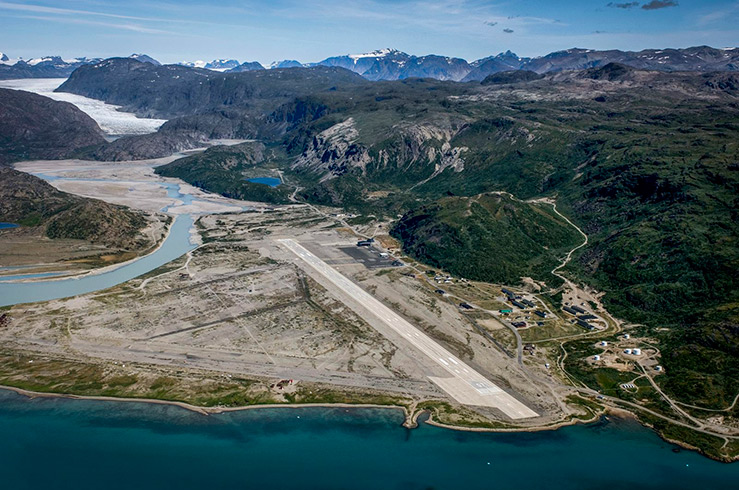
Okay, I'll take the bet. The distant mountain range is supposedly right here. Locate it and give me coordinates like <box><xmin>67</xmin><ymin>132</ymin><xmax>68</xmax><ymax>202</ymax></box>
<box><xmin>179</xmin><ymin>59</ymin><xmax>240</xmax><ymax>71</ymax></box>
<box><xmin>0</xmin><ymin>55</ymin><xmax>102</xmax><ymax>79</ymax></box>
<box><xmin>1</xmin><ymin>46</ymin><xmax>737</xmax><ymax>81</ymax></box>
<box><xmin>0</xmin><ymin>53</ymin><xmax>153</xmax><ymax>79</ymax></box>
<box><xmin>311</xmin><ymin>46</ymin><xmax>739</xmax><ymax>81</ymax></box>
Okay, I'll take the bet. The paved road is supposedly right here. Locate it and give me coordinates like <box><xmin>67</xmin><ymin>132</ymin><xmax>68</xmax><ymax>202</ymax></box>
<box><xmin>278</xmin><ymin>239</ymin><xmax>538</xmax><ymax>420</ymax></box>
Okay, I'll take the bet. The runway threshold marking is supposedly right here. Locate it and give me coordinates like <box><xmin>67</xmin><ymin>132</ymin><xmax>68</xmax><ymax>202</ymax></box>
<box><xmin>278</xmin><ymin>239</ymin><xmax>537</xmax><ymax>420</ymax></box>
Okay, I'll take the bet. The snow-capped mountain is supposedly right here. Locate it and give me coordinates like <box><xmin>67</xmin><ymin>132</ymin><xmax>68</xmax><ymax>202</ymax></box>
<box><xmin>179</xmin><ymin>60</ymin><xmax>208</xmax><ymax>69</ymax></box>
<box><xmin>178</xmin><ymin>59</ymin><xmax>243</xmax><ymax>71</ymax></box>
<box><xmin>204</xmin><ymin>59</ymin><xmax>240</xmax><ymax>71</ymax></box>
<box><xmin>462</xmin><ymin>50</ymin><xmax>527</xmax><ymax>81</ymax></box>
<box><xmin>316</xmin><ymin>48</ymin><xmax>471</xmax><ymax>81</ymax></box>
<box><xmin>1</xmin><ymin>52</ymin><xmax>20</xmax><ymax>65</ymax></box>
<box><xmin>0</xmin><ymin>55</ymin><xmax>102</xmax><ymax>79</ymax></box>
<box><xmin>268</xmin><ymin>60</ymin><xmax>304</xmax><ymax>69</ymax></box>
<box><xmin>317</xmin><ymin>49</ymin><xmax>405</xmax><ymax>77</ymax></box>
<box><xmin>130</xmin><ymin>53</ymin><xmax>161</xmax><ymax>65</ymax></box>
<box><xmin>228</xmin><ymin>61</ymin><xmax>265</xmax><ymax>73</ymax></box>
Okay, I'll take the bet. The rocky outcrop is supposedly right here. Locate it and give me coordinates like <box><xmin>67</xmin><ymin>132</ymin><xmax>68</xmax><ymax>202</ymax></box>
<box><xmin>85</xmin><ymin>131</ymin><xmax>204</xmax><ymax>161</ymax></box>
<box><xmin>0</xmin><ymin>88</ymin><xmax>105</xmax><ymax>164</ymax></box>
<box><xmin>292</xmin><ymin>118</ymin><xmax>371</xmax><ymax>179</ymax></box>
<box><xmin>292</xmin><ymin>117</ymin><xmax>469</xmax><ymax>185</ymax></box>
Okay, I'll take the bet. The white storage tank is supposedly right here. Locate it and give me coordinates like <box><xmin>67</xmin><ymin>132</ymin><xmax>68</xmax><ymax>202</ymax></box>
<box><xmin>623</xmin><ymin>349</ymin><xmax>632</xmax><ymax>355</ymax></box>
<box><xmin>632</xmin><ymin>348</ymin><xmax>642</xmax><ymax>355</ymax></box>
<box><xmin>600</xmin><ymin>341</ymin><xmax>608</xmax><ymax>347</ymax></box>
<box><xmin>593</xmin><ymin>355</ymin><xmax>601</xmax><ymax>361</ymax></box>
<box><xmin>623</xmin><ymin>334</ymin><xmax>630</xmax><ymax>339</ymax></box>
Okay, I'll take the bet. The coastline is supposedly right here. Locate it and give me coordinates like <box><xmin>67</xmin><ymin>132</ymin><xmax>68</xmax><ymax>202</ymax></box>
<box><xmin>0</xmin><ymin>384</ymin><xmax>594</xmax><ymax>435</ymax></box>
<box><xmin>0</xmin><ymin>384</ymin><xmax>411</xmax><ymax>425</ymax></box>
<box><xmin>3</xmin><ymin>383</ymin><xmax>735</xmax><ymax>463</ymax></box>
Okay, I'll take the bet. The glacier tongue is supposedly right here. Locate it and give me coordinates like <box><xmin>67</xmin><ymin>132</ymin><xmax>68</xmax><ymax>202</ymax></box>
<box><xmin>0</xmin><ymin>78</ymin><xmax>166</xmax><ymax>136</ymax></box>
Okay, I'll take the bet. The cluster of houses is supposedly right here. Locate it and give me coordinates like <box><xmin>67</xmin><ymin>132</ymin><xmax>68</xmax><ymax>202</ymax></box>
<box><xmin>499</xmin><ymin>289</ymin><xmax>549</xmax><ymax>328</ymax></box>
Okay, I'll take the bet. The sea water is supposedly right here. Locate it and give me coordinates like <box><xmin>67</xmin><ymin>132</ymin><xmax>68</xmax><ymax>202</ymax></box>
<box><xmin>0</xmin><ymin>390</ymin><xmax>735</xmax><ymax>490</ymax></box>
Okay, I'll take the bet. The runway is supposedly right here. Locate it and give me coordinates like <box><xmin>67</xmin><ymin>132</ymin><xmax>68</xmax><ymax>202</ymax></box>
<box><xmin>278</xmin><ymin>239</ymin><xmax>538</xmax><ymax>420</ymax></box>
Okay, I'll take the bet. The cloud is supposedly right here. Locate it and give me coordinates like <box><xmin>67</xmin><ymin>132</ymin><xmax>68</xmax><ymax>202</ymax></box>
<box><xmin>13</xmin><ymin>14</ymin><xmax>178</xmax><ymax>35</ymax></box>
<box><xmin>607</xmin><ymin>2</ymin><xmax>639</xmax><ymax>8</ymax></box>
<box><xmin>282</xmin><ymin>0</ymin><xmax>562</xmax><ymax>35</ymax></box>
<box><xmin>503</xmin><ymin>28</ymin><xmax>514</xmax><ymax>33</ymax></box>
<box><xmin>0</xmin><ymin>1</ymin><xmax>219</xmax><ymax>26</ymax></box>
<box><xmin>697</xmin><ymin>3</ymin><xmax>739</xmax><ymax>26</ymax></box>
<box><xmin>0</xmin><ymin>1</ymin><xmax>160</xmax><ymax>22</ymax></box>
<box><xmin>641</xmin><ymin>1</ymin><xmax>678</xmax><ymax>10</ymax></box>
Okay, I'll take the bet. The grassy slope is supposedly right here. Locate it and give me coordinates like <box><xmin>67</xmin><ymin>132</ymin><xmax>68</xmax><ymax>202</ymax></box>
<box><xmin>155</xmin><ymin>142</ymin><xmax>291</xmax><ymax>204</ymax></box>
<box><xmin>391</xmin><ymin>193</ymin><xmax>582</xmax><ymax>285</ymax></box>
<box><xmin>0</xmin><ymin>167</ymin><xmax>148</xmax><ymax>249</ymax></box>
<box><xmin>555</xmin><ymin>102</ymin><xmax>739</xmax><ymax>408</ymax></box>
<box><xmin>140</xmin><ymin>72</ymin><xmax>737</xmax><ymax>411</ymax></box>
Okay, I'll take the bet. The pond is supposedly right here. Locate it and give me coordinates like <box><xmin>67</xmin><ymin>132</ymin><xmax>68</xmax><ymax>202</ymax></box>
<box><xmin>246</xmin><ymin>177</ymin><xmax>281</xmax><ymax>187</ymax></box>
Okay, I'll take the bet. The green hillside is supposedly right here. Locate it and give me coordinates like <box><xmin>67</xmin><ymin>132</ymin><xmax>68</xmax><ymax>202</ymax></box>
<box><xmin>391</xmin><ymin>193</ymin><xmax>582</xmax><ymax>285</ymax></box>
<box><xmin>0</xmin><ymin>167</ymin><xmax>148</xmax><ymax>249</ymax></box>
<box><xmin>155</xmin><ymin>142</ymin><xmax>291</xmax><ymax>204</ymax></box>
<box><xmin>104</xmin><ymin>65</ymin><xmax>738</xmax><ymax>411</ymax></box>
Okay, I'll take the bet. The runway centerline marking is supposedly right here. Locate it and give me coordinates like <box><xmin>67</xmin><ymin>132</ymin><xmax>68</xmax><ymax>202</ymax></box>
<box><xmin>278</xmin><ymin>238</ymin><xmax>537</xmax><ymax>419</ymax></box>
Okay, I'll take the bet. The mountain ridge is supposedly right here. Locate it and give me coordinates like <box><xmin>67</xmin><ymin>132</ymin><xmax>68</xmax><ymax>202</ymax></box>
<box><xmin>2</xmin><ymin>46</ymin><xmax>737</xmax><ymax>81</ymax></box>
<box><xmin>0</xmin><ymin>88</ymin><xmax>106</xmax><ymax>164</ymax></box>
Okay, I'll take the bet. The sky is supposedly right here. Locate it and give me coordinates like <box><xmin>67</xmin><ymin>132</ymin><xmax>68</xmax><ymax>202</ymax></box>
<box><xmin>0</xmin><ymin>0</ymin><xmax>737</xmax><ymax>64</ymax></box>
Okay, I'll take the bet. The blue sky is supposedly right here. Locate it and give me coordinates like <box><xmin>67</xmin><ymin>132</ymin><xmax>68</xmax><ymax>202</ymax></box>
<box><xmin>1</xmin><ymin>1</ymin><xmax>737</xmax><ymax>64</ymax></box>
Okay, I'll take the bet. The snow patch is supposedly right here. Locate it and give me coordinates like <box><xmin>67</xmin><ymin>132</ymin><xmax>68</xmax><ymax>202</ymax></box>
<box><xmin>348</xmin><ymin>48</ymin><xmax>398</xmax><ymax>61</ymax></box>
<box><xmin>27</xmin><ymin>57</ymin><xmax>54</xmax><ymax>66</ymax></box>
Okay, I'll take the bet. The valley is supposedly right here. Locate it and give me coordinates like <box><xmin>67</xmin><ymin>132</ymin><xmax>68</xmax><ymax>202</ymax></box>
<box><xmin>0</xmin><ymin>53</ymin><xmax>737</xmax><ymax>462</ymax></box>
<box><xmin>0</xmin><ymin>149</ymin><xmax>736</xmax><ymax>460</ymax></box>
<box><xmin>3</xmin><ymin>0</ymin><xmax>739</xmax><ymax>485</ymax></box>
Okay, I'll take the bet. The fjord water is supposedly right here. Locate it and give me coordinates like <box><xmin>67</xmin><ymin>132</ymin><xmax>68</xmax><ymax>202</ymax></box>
<box><xmin>0</xmin><ymin>390</ymin><xmax>735</xmax><ymax>490</ymax></box>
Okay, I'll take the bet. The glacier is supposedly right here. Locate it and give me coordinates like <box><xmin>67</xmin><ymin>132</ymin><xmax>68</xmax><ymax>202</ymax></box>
<box><xmin>0</xmin><ymin>78</ymin><xmax>166</xmax><ymax>137</ymax></box>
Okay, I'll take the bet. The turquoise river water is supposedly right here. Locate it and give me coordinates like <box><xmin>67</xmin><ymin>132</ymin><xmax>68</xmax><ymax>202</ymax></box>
<box><xmin>1</xmin><ymin>170</ymin><xmax>736</xmax><ymax>487</ymax></box>
<box><xmin>0</xmin><ymin>389</ymin><xmax>736</xmax><ymax>490</ymax></box>
<box><xmin>0</xmin><ymin>214</ymin><xmax>196</xmax><ymax>307</ymax></box>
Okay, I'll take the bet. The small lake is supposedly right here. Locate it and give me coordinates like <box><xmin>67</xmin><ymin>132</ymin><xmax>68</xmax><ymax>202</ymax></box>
<box><xmin>247</xmin><ymin>177</ymin><xmax>281</xmax><ymax>187</ymax></box>
<box><xmin>0</xmin><ymin>389</ymin><xmax>736</xmax><ymax>490</ymax></box>
<box><xmin>0</xmin><ymin>222</ymin><xmax>18</xmax><ymax>229</ymax></box>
